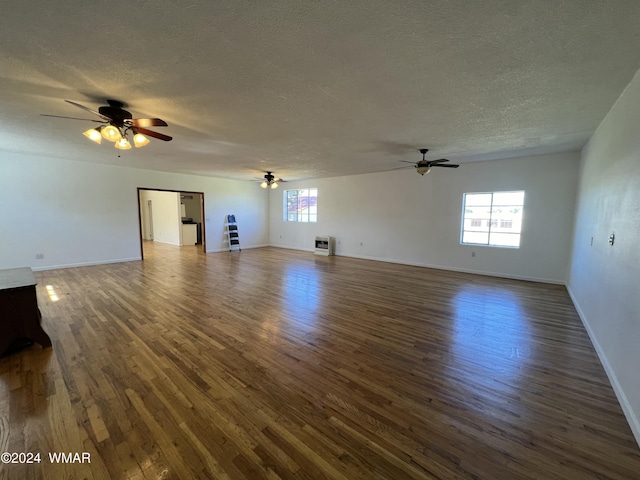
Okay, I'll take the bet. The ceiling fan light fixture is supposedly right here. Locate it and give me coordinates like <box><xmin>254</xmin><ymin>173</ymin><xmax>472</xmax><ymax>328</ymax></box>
<box><xmin>133</xmin><ymin>133</ymin><xmax>150</xmax><ymax>147</ymax></box>
<box><xmin>82</xmin><ymin>127</ymin><xmax>102</xmax><ymax>144</ymax></box>
<box><xmin>115</xmin><ymin>137</ymin><xmax>132</xmax><ymax>150</ymax></box>
<box><xmin>101</xmin><ymin>124</ymin><xmax>122</xmax><ymax>142</ymax></box>
<box><xmin>416</xmin><ymin>165</ymin><xmax>431</xmax><ymax>175</ymax></box>
<box><xmin>256</xmin><ymin>172</ymin><xmax>285</xmax><ymax>189</ymax></box>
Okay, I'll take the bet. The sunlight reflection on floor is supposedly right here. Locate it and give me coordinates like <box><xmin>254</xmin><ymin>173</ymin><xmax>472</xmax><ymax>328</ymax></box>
<box><xmin>281</xmin><ymin>264</ymin><xmax>321</xmax><ymax>331</ymax></box>
<box><xmin>452</xmin><ymin>286</ymin><xmax>532</xmax><ymax>380</ymax></box>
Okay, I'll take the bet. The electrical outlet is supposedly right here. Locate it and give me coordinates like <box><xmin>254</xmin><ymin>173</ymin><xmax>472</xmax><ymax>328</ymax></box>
<box><xmin>471</xmin><ymin>251</ymin><xmax>476</xmax><ymax>257</ymax></box>
<box><xmin>609</xmin><ymin>233</ymin><xmax>615</xmax><ymax>246</ymax></box>
<box><xmin>35</xmin><ymin>253</ymin><xmax>44</xmax><ymax>259</ymax></box>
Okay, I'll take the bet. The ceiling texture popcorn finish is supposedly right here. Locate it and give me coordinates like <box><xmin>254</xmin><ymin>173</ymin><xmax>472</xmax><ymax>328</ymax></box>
<box><xmin>1</xmin><ymin>1</ymin><xmax>640</xmax><ymax>181</ymax></box>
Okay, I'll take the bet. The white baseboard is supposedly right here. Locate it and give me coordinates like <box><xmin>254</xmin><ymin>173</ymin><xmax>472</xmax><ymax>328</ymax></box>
<box><xmin>268</xmin><ymin>245</ymin><xmax>564</xmax><ymax>284</ymax></box>
<box><xmin>566</xmin><ymin>286</ymin><xmax>640</xmax><ymax>448</ymax></box>
<box><xmin>206</xmin><ymin>243</ymin><xmax>270</xmax><ymax>253</ymax></box>
<box><xmin>152</xmin><ymin>240</ymin><xmax>181</xmax><ymax>246</ymax></box>
<box><xmin>343</xmin><ymin>252</ymin><xmax>564</xmax><ymax>284</ymax></box>
<box><xmin>31</xmin><ymin>243</ymin><xmax>271</xmax><ymax>268</ymax></box>
<box><xmin>268</xmin><ymin>244</ymin><xmax>314</xmax><ymax>253</ymax></box>
<box><xmin>32</xmin><ymin>257</ymin><xmax>141</xmax><ymax>271</ymax></box>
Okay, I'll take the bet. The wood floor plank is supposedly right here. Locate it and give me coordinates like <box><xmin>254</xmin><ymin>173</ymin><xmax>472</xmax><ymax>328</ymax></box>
<box><xmin>1</xmin><ymin>242</ymin><xmax>639</xmax><ymax>479</ymax></box>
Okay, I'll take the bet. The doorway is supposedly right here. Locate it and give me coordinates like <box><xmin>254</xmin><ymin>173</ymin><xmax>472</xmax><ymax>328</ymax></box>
<box><xmin>137</xmin><ymin>188</ymin><xmax>206</xmax><ymax>260</ymax></box>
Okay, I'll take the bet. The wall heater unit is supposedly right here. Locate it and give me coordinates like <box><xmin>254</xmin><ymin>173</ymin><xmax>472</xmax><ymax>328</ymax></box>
<box><xmin>314</xmin><ymin>236</ymin><xmax>335</xmax><ymax>256</ymax></box>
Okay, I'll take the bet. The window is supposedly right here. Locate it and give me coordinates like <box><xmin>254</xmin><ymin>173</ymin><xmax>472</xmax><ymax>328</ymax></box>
<box><xmin>284</xmin><ymin>188</ymin><xmax>317</xmax><ymax>222</ymax></box>
<box><xmin>500</xmin><ymin>219</ymin><xmax>513</xmax><ymax>229</ymax></box>
<box><xmin>461</xmin><ymin>191</ymin><xmax>525</xmax><ymax>247</ymax></box>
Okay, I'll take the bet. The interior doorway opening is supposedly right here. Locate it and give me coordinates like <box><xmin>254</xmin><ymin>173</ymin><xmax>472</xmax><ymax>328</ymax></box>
<box><xmin>137</xmin><ymin>188</ymin><xmax>206</xmax><ymax>260</ymax></box>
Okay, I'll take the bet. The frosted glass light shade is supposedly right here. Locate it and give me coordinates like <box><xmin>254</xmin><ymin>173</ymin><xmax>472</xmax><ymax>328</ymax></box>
<box><xmin>133</xmin><ymin>133</ymin><xmax>150</xmax><ymax>147</ymax></box>
<box><xmin>270</xmin><ymin>182</ymin><xmax>279</xmax><ymax>189</ymax></box>
<box><xmin>101</xmin><ymin>125</ymin><xmax>122</xmax><ymax>142</ymax></box>
<box><xmin>115</xmin><ymin>137</ymin><xmax>132</xmax><ymax>150</ymax></box>
<box><xmin>83</xmin><ymin>128</ymin><xmax>102</xmax><ymax>144</ymax></box>
<box><xmin>260</xmin><ymin>181</ymin><xmax>268</xmax><ymax>189</ymax></box>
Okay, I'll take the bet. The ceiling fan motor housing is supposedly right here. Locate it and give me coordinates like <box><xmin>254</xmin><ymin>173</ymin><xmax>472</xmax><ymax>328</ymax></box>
<box><xmin>99</xmin><ymin>106</ymin><xmax>132</xmax><ymax>126</ymax></box>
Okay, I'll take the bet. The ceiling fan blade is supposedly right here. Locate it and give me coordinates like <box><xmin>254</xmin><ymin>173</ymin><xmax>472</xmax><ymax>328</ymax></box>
<box><xmin>135</xmin><ymin>126</ymin><xmax>173</xmax><ymax>141</ymax></box>
<box><xmin>40</xmin><ymin>114</ymin><xmax>104</xmax><ymax>122</ymax></box>
<box><xmin>65</xmin><ymin>100</ymin><xmax>111</xmax><ymax>121</ymax></box>
<box><xmin>432</xmin><ymin>163</ymin><xmax>459</xmax><ymax>168</ymax></box>
<box><xmin>274</xmin><ymin>178</ymin><xmax>286</xmax><ymax>182</ymax></box>
<box><xmin>399</xmin><ymin>160</ymin><xmax>417</xmax><ymax>164</ymax></box>
<box><xmin>429</xmin><ymin>159</ymin><xmax>449</xmax><ymax>164</ymax></box>
<box><xmin>129</xmin><ymin>118</ymin><xmax>168</xmax><ymax>127</ymax></box>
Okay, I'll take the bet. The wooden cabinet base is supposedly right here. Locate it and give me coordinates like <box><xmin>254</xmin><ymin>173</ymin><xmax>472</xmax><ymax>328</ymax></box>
<box><xmin>0</xmin><ymin>268</ymin><xmax>52</xmax><ymax>356</ymax></box>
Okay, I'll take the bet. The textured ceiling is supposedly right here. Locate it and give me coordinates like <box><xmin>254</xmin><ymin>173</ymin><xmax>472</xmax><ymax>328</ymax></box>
<box><xmin>1</xmin><ymin>1</ymin><xmax>640</xmax><ymax>182</ymax></box>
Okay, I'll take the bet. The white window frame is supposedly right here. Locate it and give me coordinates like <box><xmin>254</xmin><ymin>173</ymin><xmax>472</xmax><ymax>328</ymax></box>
<box><xmin>283</xmin><ymin>188</ymin><xmax>318</xmax><ymax>223</ymax></box>
<box><xmin>460</xmin><ymin>191</ymin><xmax>525</xmax><ymax>248</ymax></box>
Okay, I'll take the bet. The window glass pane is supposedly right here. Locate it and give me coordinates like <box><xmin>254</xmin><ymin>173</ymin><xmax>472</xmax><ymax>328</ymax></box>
<box><xmin>492</xmin><ymin>206</ymin><xmax>523</xmax><ymax>232</ymax></box>
<box><xmin>462</xmin><ymin>231</ymin><xmax>489</xmax><ymax>244</ymax></box>
<box><xmin>464</xmin><ymin>193</ymin><xmax>492</xmax><ymax>206</ymax></box>
<box><xmin>513</xmin><ymin>214</ymin><xmax>523</xmax><ymax>230</ymax></box>
<box><xmin>493</xmin><ymin>191</ymin><xmax>525</xmax><ymax>206</ymax></box>
<box><xmin>489</xmin><ymin>232</ymin><xmax>521</xmax><ymax>247</ymax></box>
<box><xmin>287</xmin><ymin>191</ymin><xmax>298</xmax><ymax>217</ymax></box>
<box><xmin>309</xmin><ymin>188</ymin><xmax>318</xmax><ymax>218</ymax></box>
<box><xmin>461</xmin><ymin>190</ymin><xmax>524</xmax><ymax>248</ymax></box>
<box><xmin>284</xmin><ymin>188</ymin><xmax>317</xmax><ymax>222</ymax></box>
<box><xmin>464</xmin><ymin>220</ymin><xmax>489</xmax><ymax>232</ymax></box>
<box><xmin>463</xmin><ymin>206</ymin><xmax>491</xmax><ymax>232</ymax></box>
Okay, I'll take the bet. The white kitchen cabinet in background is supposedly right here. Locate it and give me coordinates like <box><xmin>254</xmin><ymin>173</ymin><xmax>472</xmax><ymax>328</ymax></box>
<box><xmin>181</xmin><ymin>224</ymin><xmax>197</xmax><ymax>245</ymax></box>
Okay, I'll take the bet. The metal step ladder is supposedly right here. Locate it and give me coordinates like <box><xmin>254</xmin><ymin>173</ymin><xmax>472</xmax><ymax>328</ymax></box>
<box><xmin>225</xmin><ymin>214</ymin><xmax>241</xmax><ymax>252</ymax></box>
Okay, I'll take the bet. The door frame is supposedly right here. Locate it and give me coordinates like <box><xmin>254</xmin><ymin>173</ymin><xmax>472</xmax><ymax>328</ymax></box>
<box><xmin>137</xmin><ymin>187</ymin><xmax>207</xmax><ymax>260</ymax></box>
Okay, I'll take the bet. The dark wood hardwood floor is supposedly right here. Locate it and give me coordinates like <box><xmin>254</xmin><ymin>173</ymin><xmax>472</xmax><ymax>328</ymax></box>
<box><xmin>1</xmin><ymin>242</ymin><xmax>639</xmax><ymax>479</ymax></box>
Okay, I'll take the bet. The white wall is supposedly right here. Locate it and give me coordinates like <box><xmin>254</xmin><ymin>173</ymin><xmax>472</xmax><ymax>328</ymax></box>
<box><xmin>144</xmin><ymin>190</ymin><xmax>181</xmax><ymax>246</ymax></box>
<box><xmin>0</xmin><ymin>153</ymin><xmax>269</xmax><ymax>270</ymax></box>
<box><xmin>568</xmin><ymin>70</ymin><xmax>640</xmax><ymax>445</ymax></box>
<box><xmin>269</xmin><ymin>152</ymin><xmax>580</xmax><ymax>283</ymax></box>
